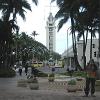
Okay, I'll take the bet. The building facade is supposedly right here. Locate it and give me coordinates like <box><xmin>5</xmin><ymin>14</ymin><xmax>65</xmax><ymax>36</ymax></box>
<box><xmin>62</xmin><ymin>39</ymin><xmax>99</xmax><ymax>69</ymax></box>
<box><xmin>46</xmin><ymin>13</ymin><xmax>56</xmax><ymax>53</ymax></box>
<box><xmin>77</xmin><ymin>39</ymin><xmax>99</xmax><ymax>68</ymax></box>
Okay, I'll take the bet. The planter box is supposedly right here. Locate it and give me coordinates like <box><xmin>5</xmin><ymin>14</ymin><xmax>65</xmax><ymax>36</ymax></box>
<box><xmin>27</xmin><ymin>78</ymin><xmax>38</xmax><ymax>83</ymax></box>
<box><xmin>76</xmin><ymin>79</ymin><xmax>85</xmax><ymax>91</ymax></box>
<box><xmin>95</xmin><ymin>80</ymin><xmax>100</xmax><ymax>91</ymax></box>
<box><xmin>29</xmin><ymin>83</ymin><xmax>39</xmax><ymax>90</ymax></box>
<box><xmin>48</xmin><ymin>77</ymin><xmax>55</xmax><ymax>82</ymax></box>
<box><xmin>67</xmin><ymin>84</ymin><xmax>77</xmax><ymax>92</ymax></box>
<box><xmin>95</xmin><ymin>80</ymin><xmax>100</xmax><ymax>86</ymax></box>
<box><xmin>67</xmin><ymin>79</ymin><xmax>77</xmax><ymax>92</ymax></box>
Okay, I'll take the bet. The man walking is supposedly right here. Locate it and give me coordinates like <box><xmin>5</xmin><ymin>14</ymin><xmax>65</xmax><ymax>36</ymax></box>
<box><xmin>84</xmin><ymin>59</ymin><xmax>97</xmax><ymax>97</ymax></box>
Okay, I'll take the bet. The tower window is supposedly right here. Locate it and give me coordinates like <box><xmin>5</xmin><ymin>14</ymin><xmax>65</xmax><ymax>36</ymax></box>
<box><xmin>49</xmin><ymin>24</ymin><xmax>52</xmax><ymax>26</ymax></box>
<box><xmin>92</xmin><ymin>44</ymin><xmax>95</xmax><ymax>48</ymax></box>
<box><xmin>94</xmin><ymin>51</ymin><xmax>96</xmax><ymax>57</ymax></box>
<box><xmin>49</xmin><ymin>27</ymin><xmax>53</xmax><ymax>31</ymax></box>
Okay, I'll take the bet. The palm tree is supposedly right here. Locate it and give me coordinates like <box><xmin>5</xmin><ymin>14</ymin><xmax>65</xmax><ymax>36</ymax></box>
<box><xmin>15</xmin><ymin>32</ymin><xmax>49</xmax><ymax>63</ymax></box>
<box><xmin>32</xmin><ymin>0</ymin><xmax>38</xmax><ymax>5</ymax></box>
<box><xmin>52</xmin><ymin>0</ymin><xmax>82</xmax><ymax>70</ymax></box>
<box><xmin>0</xmin><ymin>0</ymin><xmax>32</xmax><ymax>21</ymax></box>
<box><xmin>0</xmin><ymin>19</ymin><xmax>19</xmax><ymax>68</ymax></box>
<box><xmin>0</xmin><ymin>0</ymin><xmax>38</xmax><ymax>68</ymax></box>
<box><xmin>31</xmin><ymin>31</ymin><xmax>39</xmax><ymax>40</ymax></box>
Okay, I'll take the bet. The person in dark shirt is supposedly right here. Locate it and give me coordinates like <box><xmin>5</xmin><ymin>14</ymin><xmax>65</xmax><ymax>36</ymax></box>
<box><xmin>84</xmin><ymin>59</ymin><xmax>97</xmax><ymax>97</ymax></box>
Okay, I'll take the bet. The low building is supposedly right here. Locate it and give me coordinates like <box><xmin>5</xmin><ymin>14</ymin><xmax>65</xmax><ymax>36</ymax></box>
<box><xmin>62</xmin><ymin>39</ymin><xmax>99</xmax><ymax>69</ymax></box>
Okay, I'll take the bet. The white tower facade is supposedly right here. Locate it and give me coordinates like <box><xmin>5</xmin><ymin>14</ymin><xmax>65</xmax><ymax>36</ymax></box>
<box><xmin>46</xmin><ymin>12</ymin><xmax>56</xmax><ymax>52</ymax></box>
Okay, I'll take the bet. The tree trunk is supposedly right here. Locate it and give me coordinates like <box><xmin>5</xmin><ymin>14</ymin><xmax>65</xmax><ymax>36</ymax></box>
<box><xmin>70</xmin><ymin>13</ymin><xmax>82</xmax><ymax>70</ymax></box>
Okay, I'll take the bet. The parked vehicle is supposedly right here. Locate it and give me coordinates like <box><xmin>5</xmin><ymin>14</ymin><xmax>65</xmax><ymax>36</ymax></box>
<box><xmin>31</xmin><ymin>61</ymin><xmax>43</xmax><ymax>67</ymax></box>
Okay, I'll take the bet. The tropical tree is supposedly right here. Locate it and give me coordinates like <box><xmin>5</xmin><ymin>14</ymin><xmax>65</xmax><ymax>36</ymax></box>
<box><xmin>52</xmin><ymin>0</ymin><xmax>83</xmax><ymax>70</ymax></box>
<box><xmin>75</xmin><ymin>5</ymin><xmax>97</xmax><ymax>69</ymax></box>
<box><xmin>52</xmin><ymin>0</ymin><xmax>100</xmax><ymax>70</ymax></box>
<box><xmin>0</xmin><ymin>19</ymin><xmax>19</xmax><ymax>68</ymax></box>
<box><xmin>13</xmin><ymin>32</ymin><xmax>50</xmax><ymax>66</ymax></box>
<box><xmin>0</xmin><ymin>0</ymin><xmax>38</xmax><ymax>70</ymax></box>
<box><xmin>0</xmin><ymin>0</ymin><xmax>32</xmax><ymax>21</ymax></box>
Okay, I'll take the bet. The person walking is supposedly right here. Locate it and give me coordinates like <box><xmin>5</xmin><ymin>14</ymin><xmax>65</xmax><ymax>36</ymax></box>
<box><xmin>84</xmin><ymin>59</ymin><xmax>97</xmax><ymax>97</ymax></box>
<box><xmin>19</xmin><ymin>65</ymin><xmax>22</xmax><ymax>76</ymax></box>
<box><xmin>25</xmin><ymin>63</ymin><xmax>28</xmax><ymax>75</ymax></box>
<box><xmin>25</xmin><ymin>67</ymin><xmax>28</xmax><ymax>75</ymax></box>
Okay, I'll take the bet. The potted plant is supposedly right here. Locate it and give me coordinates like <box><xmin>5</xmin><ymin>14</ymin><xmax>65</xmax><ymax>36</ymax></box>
<box><xmin>67</xmin><ymin>79</ymin><xmax>77</xmax><ymax>92</ymax></box>
<box><xmin>76</xmin><ymin>77</ymin><xmax>85</xmax><ymax>91</ymax></box>
<box><xmin>27</xmin><ymin>75</ymin><xmax>39</xmax><ymax>90</ymax></box>
<box><xmin>95</xmin><ymin>80</ymin><xmax>100</xmax><ymax>91</ymax></box>
<box><xmin>48</xmin><ymin>73</ymin><xmax>55</xmax><ymax>82</ymax></box>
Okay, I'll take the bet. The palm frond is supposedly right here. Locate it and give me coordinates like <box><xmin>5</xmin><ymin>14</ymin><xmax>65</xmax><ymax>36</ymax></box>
<box><xmin>22</xmin><ymin>0</ymin><xmax>32</xmax><ymax>11</ymax></box>
<box><xmin>32</xmin><ymin>0</ymin><xmax>38</xmax><ymax>5</ymax></box>
<box><xmin>57</xmin><ymin>17</ymin><xmax>69</xmax><ymax>31</ymax></box>
<box><xmin>18</xmin><ymin>10</ymin><xmax>26</xmax><ymax>21</ymax></box>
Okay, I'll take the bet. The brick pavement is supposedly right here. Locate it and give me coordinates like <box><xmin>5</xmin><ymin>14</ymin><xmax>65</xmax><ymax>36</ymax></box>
<box><xmin>0</xmin><ymin>75</ymin><xmax>100</xmax><ymax>100</ymax></box>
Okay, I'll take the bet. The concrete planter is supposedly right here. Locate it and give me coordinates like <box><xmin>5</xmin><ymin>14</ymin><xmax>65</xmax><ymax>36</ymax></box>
<box><xmin>29</xmin><ymin>83</ymin><xmax>39</xmax><ymax>90</ymax></box>
<box><xmin>48</xmin><ymin>77</ymin><xmax>55</xmax><ymax>82</ymax></box>
<box><xmin>48</xmin><ymin>73</ymin><xmax>55</xmax><ymax>82</ymax></box>
<box><xmin>67</xmin><ymin>79</ymin><xmax>77</xmax><ymax>92</ymax></box>
<box><xmin>95</xmin><ymin>80</ymin><xmax>100</xmax><ymax>91</ymax></box>
<box><xmin>27</xmin><ymin>77</ymin><xmax>39</xmax><ymax>90</ymax></box>
<box><xmin>76</xmin><ymin>78</ymin><xmax>85</xmax><ymax>91</ymax></box>
<box><xmin>67</xmin><ymin>84</ymin><xmax>77</xmax><ymax>92</ymax></box>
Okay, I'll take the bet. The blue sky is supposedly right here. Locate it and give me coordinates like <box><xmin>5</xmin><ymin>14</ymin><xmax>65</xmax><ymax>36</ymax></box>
<box><xmin>17</xmin><ymin>0</ymin><xmax>72</xmax><ymax>54</ymax></box>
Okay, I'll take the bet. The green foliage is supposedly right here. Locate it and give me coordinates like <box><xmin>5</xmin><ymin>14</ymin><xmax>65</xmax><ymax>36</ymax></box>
<box><xmin>68</xmin><ymin>79</ymin><xmax>76</xmax><ymax>85</ymax></box>
<box><xmin>48</xmin><ymin>73</ymin><xmax>55</xmax><ymax>82</ymax></box>
<box><xmin>49</xmin><ymin>73</ymin><xmax>55</xmax><ymax>77</ymax></box>
<box><xmin>60</xmin><ymin>71</ymin><xmax>87</xmax><ymax>77</ymax></box>
<box><xmin>37</xmin><ymin>72</ymin><xmax>48</xmax><ymax>77</ymax></box>
<box><xmin>0</xmin><ymin>67</ymin><xmax>16</xmax><ymax>77</ymax></box>
<box><xmin>73</xmin><ymin>71</ymin><xmax>87</xmax><ymax>77</ymax></box>
<box><xmin>52</xmin><ymin>52</ymin><xmax>61</xmax><ymax>60</ymax></box>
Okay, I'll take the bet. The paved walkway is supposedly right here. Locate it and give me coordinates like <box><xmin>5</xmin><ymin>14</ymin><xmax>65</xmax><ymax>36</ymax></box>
<box><xmin>0</xmin><ymin>73</ymin><xmax>100</xmax><ymax>100</ymax></box>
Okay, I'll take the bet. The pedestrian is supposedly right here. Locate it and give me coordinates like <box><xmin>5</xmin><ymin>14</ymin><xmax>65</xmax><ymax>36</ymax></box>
<box><xmin>24</xmin><ymin>63</ymin><xmax>28</xmax><ymax>75</ymax></box>
<box><xmin>84</xmin><ymin>59</ymin><xmax>97</xmax><ymax>97</ymax></box>
<box><xmin>52</xmin><ymin>67</ymin><xmax>55</xmax><ymax>73</ymax></box>
<box><xmin>31</xmin><ymin>66</ymin><xmax>35</xmax><ymax>75</ymax></box>
<box><xmin>19</xmin><ymin>65</ymin><xmax>22</xmax><ymax>76</ymax></box>
<box><xmin>25</xmin><ymin>67</ymin><xmax>28</xmax><ymax>75</ymax></box>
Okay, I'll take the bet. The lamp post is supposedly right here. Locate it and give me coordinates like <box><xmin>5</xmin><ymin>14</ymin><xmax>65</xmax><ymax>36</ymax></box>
<box><xmin>66</xmin><ymin>27</ymin><xmax>71</xmax><ymax>67</ymax></box>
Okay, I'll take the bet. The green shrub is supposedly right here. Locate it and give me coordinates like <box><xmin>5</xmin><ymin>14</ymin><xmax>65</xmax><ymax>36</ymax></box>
<box><xmin>37</xmin><ymin>72</ymin><xmax>48</xmax><ymax>77</ymax></box>
<box><xmin>48</xmin><ymin>73</ymin><xmax>55</xmax><ymax>77</ymax></box>
<box><xmin>27</xmin><ymin>78</ymin><xmax>38</xmax><ymax>83</ymax></box>
<box><xmin>60</xmin><ymin>71</ymin><xmax>87</xmax><ymax>77</ymax></box>
<box><xmin>0</xmin><ymin>67</ymin><xmax>16</xmax><ymax>77</ymax></box>
<box><xmin>73</xmin><ymin>71</ymin><xmax>87</xmax><ymax>77</ymax></box>
<box><xmin>48</xmin><ymin>73</ymin><xmax>55</xmax><ymax>82</ymax></box>
<box><xmin>68</xmin><ymin>79</ymin><xmax>76</xmax><ymax>85</ymax></box>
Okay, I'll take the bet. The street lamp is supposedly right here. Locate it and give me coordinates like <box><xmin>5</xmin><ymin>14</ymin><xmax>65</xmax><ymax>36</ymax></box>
<box><xmin>66</xmin><ymin>27</ymin><xmax>71</xmax><ymax>67</ymax></box>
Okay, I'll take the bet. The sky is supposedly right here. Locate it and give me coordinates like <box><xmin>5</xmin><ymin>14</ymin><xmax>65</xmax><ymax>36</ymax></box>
<box><xmin>17</xmin><ymin>0</ymin><xmax>72</xmax><ymax>54</ymax></box>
